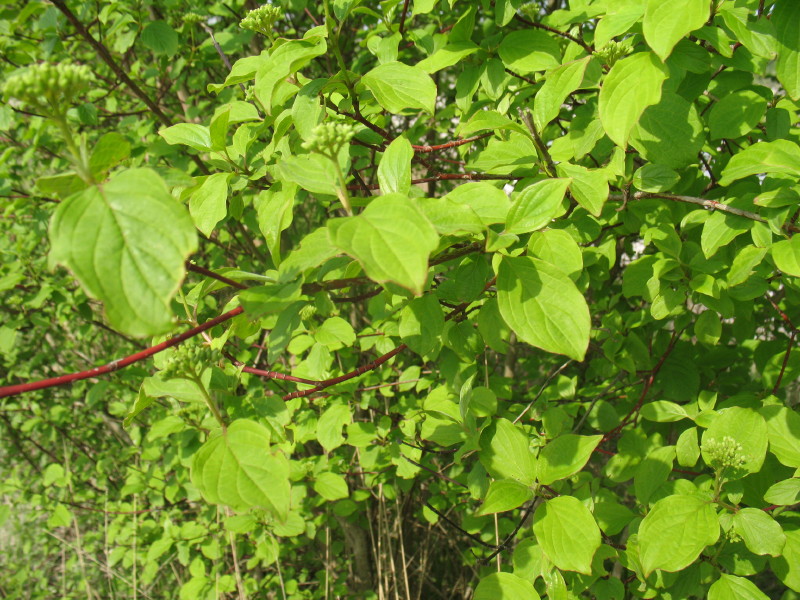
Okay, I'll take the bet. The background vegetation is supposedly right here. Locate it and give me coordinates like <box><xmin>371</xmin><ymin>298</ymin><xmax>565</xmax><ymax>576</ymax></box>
<box><xmin>2</xmin><ymin>0</ymin><xmax>800</xmax><ymax>598</ymax></box>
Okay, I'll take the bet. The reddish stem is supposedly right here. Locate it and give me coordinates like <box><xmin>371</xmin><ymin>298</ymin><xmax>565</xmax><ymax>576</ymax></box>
<box><xmin>0</xmin><ymin>307</ymin><xmax>244</xmax><ymax>399</ymax></box>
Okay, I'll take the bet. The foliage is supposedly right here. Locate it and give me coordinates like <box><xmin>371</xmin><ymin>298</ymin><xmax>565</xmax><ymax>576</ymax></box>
<box><xmin>2</xmin><ymin>0</ymin><xmax>800</xmax><ymax>598</ymax></box>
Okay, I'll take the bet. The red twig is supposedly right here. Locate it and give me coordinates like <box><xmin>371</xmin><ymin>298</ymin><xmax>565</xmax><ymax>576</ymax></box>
<box><xmin>399</xmin><ymin>0</ymin><xmax>411</xmax><ymax>34</ymax></box>
<box><xmin>772</xmin><ymin>330</ymin><xmax>795</xmax><ymax>395</ymax></box>
<box><xmin>0</xmin><ymin>307</ymin><xmax>244</xmax><ymax>399</ymax></box>
<box><xmin>412</xmin><ymin>133</ymin><xmax>492</xmax><ymax>153</ymax></box>
<box><xmin>514</xmin><ymin>14</ymin><xmax>594</xmax><ymax>55</ymax></box>
<box><xmin>186</xmin><ymin>262</ymin><xmax>247</xmax><ymax>290</ymax></box>
<box><xmin>347</xmin><ymin>173</ymin><xmax>515</xmax><ymax>190</ymax></box>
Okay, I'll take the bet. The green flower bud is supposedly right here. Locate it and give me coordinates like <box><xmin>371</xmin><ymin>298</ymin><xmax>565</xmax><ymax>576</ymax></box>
<box><xmin>301</xmin><ymin>122</ymin><xmax>356</xmax><ymax>156</ymax></box>
<box><xmin>300</xmin><ymin>304</ymin><xmax>318</xmax><ymax>322</ymax></box>
<box><xmin>3</xmin><ymin>62</ymin><xmax>94</xmax><ymax>113</ymax></box>
<box><xmin>596</xmin><ymin>40</ymin><xmax>634</xmax><ymax>68</ymax></box>
<box><xmin>184</xmin><ymin>12</ymin><xmax>204</xmax><ymax>26</ymax></box>
<box><xmin>240</xmin><ymin>4</ymin><xmax>282</xmax><ymax>37</ymax></box>
<box><xmin>703</xmin><ymin>436</ymin><xmax>748</xmax><ymax>472</ymax></box>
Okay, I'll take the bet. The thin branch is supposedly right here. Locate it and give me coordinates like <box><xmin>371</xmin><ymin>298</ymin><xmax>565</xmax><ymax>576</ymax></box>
<box><xmin>610</xmin><ymin>192</ymin><xmax>766</xmax><ymax>223</ymax></box>
<box><xmin>0</xmin><ymin>308</ymin><xmax>244</xmax><ymax>399</ymax></box>
<box><xmin>514</xmin><ymin>14</ymin><xmax>594</xmax><ymax>55</ymax></box>
<box><xmin>412</xmin><ymin>133</ymin><xmax>492</xmax><ymax>153</ymax></box>
<box><xmin>347</xmin><ymin>173</ymin><xmax>516</xmax><ymax>190</ymax></box>
<box><xmin>423</xmin><ymin>503</ymin><xmax>497</xmax><ymax>549</ymax></box>
<box><xmin>399</xmin><ymin>0</ymin><xmax>411</xmax><ymax>34</ymax></box>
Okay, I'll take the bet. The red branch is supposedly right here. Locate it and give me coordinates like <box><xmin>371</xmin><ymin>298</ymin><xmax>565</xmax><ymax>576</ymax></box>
<box><xmin>0</xmin><ymin>307</ymin><xmax>244</xmax><ymax>399</ymax></box>
<box><xmin>347</xmin><ymin>173</ymin><xmax>515</xmax><ymax>190</ymax></box>
<box><xmin>412</xmin><ymin>133</ymin><xmax>492</xmax><ymax>153</ymax></box>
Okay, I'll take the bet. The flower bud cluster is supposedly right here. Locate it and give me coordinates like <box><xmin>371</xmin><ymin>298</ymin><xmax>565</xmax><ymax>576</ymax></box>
<box><xmin>161</xmin><ymin>343</ymin><xmax>219</xmax><ymax>379</ymax></box>
<box><xmin>703</xmin><ymin>436</ymin><xmax>748</xmax><ymax>471</ymax></box>
<box><xmin>240</xmin><ymin>4</ymin><xmax>282</xmax><ymax>37</ymax></box>
<box><xmin>3</xmin><ymin>62</ymin><xmax>93</xmax><ymax>112</ymax></box>
<box><xmin>596</xmin><ymin>40</ymin><xmax>633</xmax><ymax>68</ymax></box>
<box><xmin>301</xmin><ymin>122</ymin><xmax>356</xmax><ymax>156</ymax></box>
<box><xmin>184</xmin><ymin>12</ymin><xmax>205</xmax><ymax>26</ymax></box>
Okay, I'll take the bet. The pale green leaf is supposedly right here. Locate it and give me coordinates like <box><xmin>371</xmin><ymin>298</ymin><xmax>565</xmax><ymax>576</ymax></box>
<box><xmin>378</xmin><ymin>136</ymin><xmax>413</xmax><ymax>195</ymax></box>
<box><xmin>278</xmin><ymin>154</ymin><xmax>339</xmax><ymax>196</ymax></box>
<box><xmin>708</xmin><ymin>574</ymin><xmax>770</xmax><ymax>600</ymax></box>
<box><xmin>49</xmin><ymin>168</ymin><xmax>197</xmax><ymax>337</ymax></box>
<box><xmin>599</xmin><ymin>52</ymin><xmax>668</xmax><ymax>147</ymax></box>
<box><xmin>537</xmin><ymin>434</ymin><xmax>602</xmax><ymax>485</ymax></box>
<box><xmin>329</xmin><ymin>194</ymin><xmax>439</xmax><ymax>294</ymax></box>
<box><xmin>760</xmin><ymin>405</ymin><xmax>800</xmax><ymax>468</ymax></box>
<box><xmin>361</xmin><ymin>62</ymin><xmax>437</xmax><ymax>114</ymax></box>
<box><xmin>478</xmin><ymin>418</ymin><xmax>537</xmax><ymax>485</ymax></box>
<box><xmin>733</xmin><ymin>508</ymin><xmax>786</xmax><ymax>557</ymax></box>
<box><xmin>496</xmin><ymin>256</ymin><xmax>590</xmax><ymax>360</ymax></box>
<box><xmin>417</xmin><ymin>42</ymin><xmax>479</xmax><ymax>74</ymax></box>
<box><xmin>506</xmin><ymin>178</ymin><xmax>571</xmax><ymax>234</ymax></box>
<box><xmin>643</xmin><ymin>0</ymin><xmax>709</xmax><ymax>60</ymax></box>
<box><xmin>399</xmin><ymin>295</ymin><xmax>444</xmax><ymax>356</ymax></box>
<box><xmin>709</xmin><ymin>90</ymin><xmax>769</xmax><ymax>140</ymax></box>
<box><xmin>557</xmin><ymin>163</ymin><xmax>608</xmax><ymax>216</ymax></box>
<box><xmin>772</xmin><ymin>237</ymin><xmax>800</xmax><ymax>278</ymax></box>
<box><xmin>317</xmin><ymin>403</ymin><xmax>352</xmax><ymax>452</ymax></box>
<box><xmin>630</xmin><ymin>93</ymin><xmax>704</xmax><ymax>168</ymax></box>
<box><xmin>527</xmin><ymin>229</ymin><xmax>583</xmax><ymax>280</ymax></box>
<box><xmin>191</xmin><ymin>419</ymin><xmax>290</xmax><ymax>518</ymax></box>
<box><xmin>189</xmin><ymin>173</ymin><xmax>230</xmax><ymax>237</ymax></box>
<box><xmin>314</xmin><ymin>471</ymin><xmax>349</xmax><ymax>501</ymax></box>
<box><xmin>476</xmin><ymin>479</ymin><xmax>533</xmax><ymax>515</ymax></box>
<box><xmin>443</xmin><ymin>182</ymin><xmax>511</xmax><ymax>225</ymax></box>
<box><xmin>532</xmin><ymin>496</ymin><xmax>601</xmax><ymax>574</ymax></box>
<box><xmin>638</xmin><ymin>494</ymin><xmax>719</xmax><ymax>576</ymax></box>
<box><xmin>498</xmin><ymin>30</ymin><xmax>561</xmax><ymax>74</ymax></box>
<box><xmin>141</xmin><ymin>20</ymin><xmax>178</xmax><ymax>56</ymax></box>
<box><xmin>474</xmin><ymin>572</ymin><xmax>539</xmax><ymax>600</ymax></box>
<box><xmin>702</xmin><ymin>407</ymin><xmax>768</xmax><ymax>478</ymax></box>
<box><xmin>255</xmin><ymin>37</ymin><xmax>327</xmax><ymax>114</ymax></box>
<box><xmin>718</xmin><ymin>140</ymin><xmax>800</xmax><ymax>186</ymax></box>
<box><xmin>533</xmin><ymin>57</ymin><xmax>591</xmax><ymax>131</ymax></box>
<box><xmin>764</xmin><ymin>479</ymin><xmax>800</xmax><ymax>505</ymax></box>
<box><xmin>773</xmin><ymin>0</ymin><xmax>800</xmax><ymax>100</ymax></box>
<box><xmin>159</xmin><ymin>123</ymin><xmax>212</xmax><ymax>152</ymax></box>
<box><xmin>770</xmin><ymin>529</ymin><xmax>800</xmax><ymax>592</ymax></box>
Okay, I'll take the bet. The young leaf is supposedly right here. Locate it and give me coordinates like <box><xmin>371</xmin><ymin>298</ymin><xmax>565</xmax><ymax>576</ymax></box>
<box><xmin>556</xmin><ymin>163</ymin><xmax>608</xmax><ymax>216</ymax></box>
<box><xmin>329</xmin><ymin>194</ymin><xmax>439</xmax><ymax>294</ymax></box>
<box><xmin>638</xmin><ymin>494</ymin><xmax>720</xmax><ymax>575</ymax></box>
<box><xmin>533</xmin><ymin>57</ymin><xmax>591</xmax><ymax>131</ymax></box>
<box><xmin>532</xmin><ymin>496</ymin><xmax>601</xmax><ymax>574</ymax></box>
<box><xmin>191</xmin><ymin>419</ymin><xmax>290</xmax><ymax>518</ymax></box>
<box><xmin>159</xmin><ymin>123</ymin><xmax>213</xmax><ymax>152</ymax></box>
<box><xmin>774</xmin><ymin>0</ymin><xmax>800</xmax><ymax>101</ymax></box>
<box><xmin>496</xmin><ymin>256</ymin><xmax>590</xmax><ymax>360</ymax></box>
<box><xmin>643</xmin><ymin>0</ymin><xmax>709</xmax><ymax>60</ymax></box>
<box><xmin>718</xmin><ymin>140</ymin><xmax>800</xmax><ymax>186</ymax></box>
<box><xmin>49</xmin><ymin>168</ymin><xmax>197</xmax><ymax>337</ymax></box>
<box><xmin>701</xmin><ymin>407</ymin><xmax>768</xmax><ymax>477</ymax></box>
<box><xmin>377</xmin><ymin>136</ymin><xmax>413</xmax><ymax>195</ymax></box>
<box><xmin>189</xmin><ymin>173</ymin><xmax>230</xmax><ymax>237</ymax></box>
<box><xmin>474</xmin><ymin>572</ymin><xmax>539</xmax><ymax>600</ymax></box>
<box><xmin>361</xmin><ymin>62</ymin><xmax>437</xmax><ymax>114</ymax></box>
<box><xmin>599</xmin><ymin>52</ymin><xmax>668</xmax><ymax>147</ymax></box>
<box><xmin>399</xmin><ymin>295</ymin><xmax>444</xmax><ymax>356</ymax></box>
<box><xmin>476</xmin><ymin>479</ymin><xmax>533</xmax><ymax>516</ymax></box>
<box><xmin>498</xmin><ymin>30</ymin><xmax>561</xmax><ymax>74</ymax></box>
<box><xmin>478</xmin><ymin>418</ymin><xmax>537</xmax><ymax>485</ymax></box>
<box><xmin>506</xmin><ymin>178</ymin><xmax>571</xmax><ymax>234</ymax></box>
<box><xmin>732</xmin><ymin>508</ymin><xmax>786</xmax><ymax>557</ymax></box>
<box><xmin>536</xmin><ymin>434</ymin><xmax>602</xmax><ymax>485</ymax></box>
<box><xmin>708</xmin><ymin>574</ymin><xmax>770</xmax><ymax>600</ymax></box>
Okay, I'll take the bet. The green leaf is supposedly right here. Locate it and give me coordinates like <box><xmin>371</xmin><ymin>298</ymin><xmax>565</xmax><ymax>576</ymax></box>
<box><xmin>533</xmin><ymin>57</ymin><xmax>591</xmax><ymax>131</ymax></box>
<box><xmin>760</xmin><ymin>405</ymin><xmax>800</xmax><ymax>468</ymax></box>
<box><xmin>708</xmin><ymin>574</ymin><xmax>770</xmax><ymax>600</ymax></box>
<box><xmin>527</xmin><ymin>229</ymin><xmax>583</xmax><ymax>280</ymax></box>
<box><xmin>701</xmin><ymin>210</ymin><xmax>751</xmax><ymax>259</ymax></box>
<box><xmin>443</xmin><ymin>182</ymin><xmax>511</xmax><ymax>225</ymax></box>
<box><xmin>640</xmin><ymin>401</ymin><xmax>690</xmax><ymax>423</ymax></box>
<box><xmin>49</xmin><ymin>169</ymin><xmax>197</xmax><ymax>337</ymax></box>
<box><xmin>772</xmin><ymin>237</ymin><xmax>800</xmax><ymax>278</ymax></box>
<box><xmin>191</xmin><ymin>419</ymin><xmax>290</xmax><ymax>518</ymax></box>
<box><xmin>476</xmin><ymin>479</ymin><xmax>533</xmax><ymax>515</ymax></box>
<box><xmin>638</xmin><ymin>494</ymin><xmax>720</xmax><ymax>576</ymax></box>
<box><xmin>732</xmin><ymin>508</ymin><xmax>786</xmax><ymax>557</ymax></box>
<box><xmin>399</xmin><ymin>295</ymin><xmax>444</xmax><ymax>356</ymax></box>
<box><xmin>474</xmin><ymin>572</ymin><xmax>539</xmax><ymax>600</ymax></box>
<box><xmin>556</xmin><ymin>163</ymin><xmax>608</xmax><ymax>216</ymax></box>
<box><xmin>239</xmin><ymin>281</ymin><xmax>303</xmax><ymax>318</ymax></box>
<box><xmin>532</xmin><ymin>496</ymin><xmax>601</xmax><ymax>574</ymax></box>
<box><xmin>317</xmin><ymin>403</ymin><xmax>352</xmax><ymax>452</ymax></box>
<box><xmin>634</xmin><ymin>445</ymin><xmax>675</xmax><ymax>506</ymax></box>
<box><xmin>537</xmin><ymin>434</ymin><xmax>602</xmax><ymax>485</ymax></box>
<box><xmin>719</xmin><ymin>140</ymin><xmax>800</xmax><ymax>186</ymax></box>
<box><xmin>255</xmin><ymin>37</ymin><xmax>328</xmax><ymax>114</ymax></box>
<box><xmin>278</xmin><ymin>154</ymin><xmax>339</xmax><ymax>196</ymax></box>
<box><xmin>89</xmin><ymin>133</ymin><xmax>130</xmax><ymax>179</ymax></box>
<box><xmin>141</xmin><ymin>20</ymin><xmax>179</xmax><ymax>56</ymax></box>
<box><xmin>314</xmin><ymin>471</ymin><xmax>349</xmax><ymax>501</ymax></box>
<box><xmin>159</xmin><ymin>123</ymin><xmax>212</xmax><ymax>152</ymax></box>
<box><xmin>774</xmin><ymin>0</ymin><xmax>800</xmax><ymax>101</ymax></box>
<box><xmin>506</xmin><ymin>178</ymin><xmax>571</xmax><ymax>234</ymax></box>
<box><xmin>709</xmin><ymin>90</ymin><xmax>769</xmax><ymax>140</ymax></box>
<box><xmin>496</xmin><ymin>256</ymin><xmax>590</xmax><ymax>360</ymax></box>
<box><xmin>189</xmin><ymin>173</ymin><xmax>230</xmax><ymax>237</ymax></box>
<box><xmin>599</xmin><ymin>52</ymin><xmax>668</xmax><ymax>147</ymax></box>
<box><xmin>702</xmin><ymin>407</ymin><xmax>768</xmax><ymax>478</ymax></box>
<box><xmin>414</xmin><ymin>197</ymin><xmax>485</xmax><ymax>235</ymax></box>
<box><xmin>329</xmin><ymin>194</ymin><xmax>439</xmax><ymax>294</ymax></box>
<box><xmin>630</xmin><ymin>93</ymin><xmax>704</xmax><ymax>168</ymax></box>
<box><xmin>633</xmin><ymin>164</ymin><xmax>680</xmax><ymax>192</ymax></box>
<box><xmin>643</xmin><ymin>0</ymin><xmax>709</xmax><ymax>60</ymax></box>
<box><xmin>361</xmin><ymin>62</ymin><xmax>437</xmax><ymax>114</ymax></box>
<box><xmin>478</xmin><ymin>418</ymin><xmax>537</xmax><ymax>485</ymax></box>
<box><xmin>498</xmin><ymin>30</ymin><xmax>561</xmax><ymax>74</ymax></box>
<box><xmin>315</xmin><ymin>317</ymin><xmax>356</xmax><ymax>350</ymax></box>
<box><xmin>417</xmin><ymin>42</ymin><xmax>479</xmax><ymax>74</ymax></box>
<box><xmin>256</xmin><ymin>184</ymin><xmax>295</xmax><ymax>265</ymax></box>
<box><xmin>377</xmin><ymin>136</ymin><xmax>413</xmax><ymax>195</ymax></box>
<box><xmin>770</xmin><ymin>529</ymin><xmax>800</xmax><ymax>592</ymax></box>
<box><xmin>764</xmin><ymin>479</ymin><xmax>800</xmax><ymax>505</ymax></box>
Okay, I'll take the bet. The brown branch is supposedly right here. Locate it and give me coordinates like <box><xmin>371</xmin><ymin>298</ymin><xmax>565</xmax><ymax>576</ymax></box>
<box><xmin>611</xmin><ymin>192</ymin><xmax>766</xmax><ymax>223</ymax></box>
<box><xmin>412</xmin><ymin>133</ymin><xmax>492</xmax><ymax>153</ymax></box>
<box><xmin>399</xmin><ymin>0</ymin><xmax>411</xmax><ymax>34</ymax></box>
<box><xmin>347</xmin><ymin>173</ymin><xmax>516</xmax><ymax>190</ymax></box>
<box><xmin>514</xmin><ymin>14</ymin><xmax>593</xmax><ymax>55</ymax></box>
